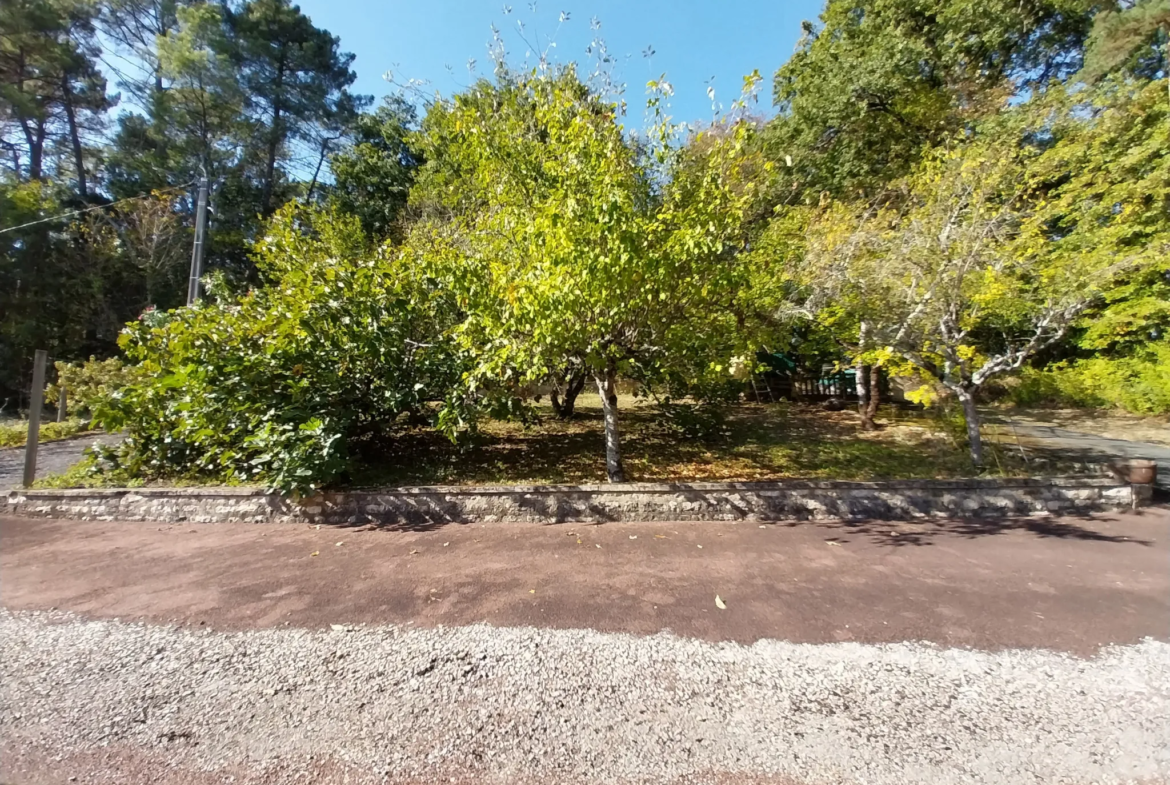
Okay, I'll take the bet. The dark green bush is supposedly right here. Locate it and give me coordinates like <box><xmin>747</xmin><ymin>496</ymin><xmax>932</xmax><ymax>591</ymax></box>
<box><xmin>96</xmin><ymin>206</ymin><xmax>466</xmax><ymax>493</ymax></box>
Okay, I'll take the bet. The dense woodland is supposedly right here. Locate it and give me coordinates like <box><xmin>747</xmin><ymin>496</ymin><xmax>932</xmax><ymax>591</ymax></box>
<box><xmin>2</xmin><ymin>0</ymin><xmax>1168</xmax><ymax>490</ymax></box>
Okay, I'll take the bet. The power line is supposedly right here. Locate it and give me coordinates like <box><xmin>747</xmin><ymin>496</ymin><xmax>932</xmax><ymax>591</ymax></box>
<box><xmin>0</xmin><ymin>181</ymin><xmax>198</xmax><ymax>236</ymax></box>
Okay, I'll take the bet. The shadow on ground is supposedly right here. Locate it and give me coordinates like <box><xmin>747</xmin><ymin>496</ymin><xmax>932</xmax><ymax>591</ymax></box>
<box><xmin>794</xmin><ymin>513</ymin><xmax>1156</xmax><ymax>548</ymax></box>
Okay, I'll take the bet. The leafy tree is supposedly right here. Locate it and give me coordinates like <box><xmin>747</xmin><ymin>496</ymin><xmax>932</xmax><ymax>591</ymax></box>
<box><xmin>98</xmin><ymin>0</ymin><xmax>180</xmax><ymax>101</ymax></box>
<box><xmin>328</xmin><ymin>96</ymin><xmax>421</xmax><ymax>241</ymax></box>
<box><xmin>407</xmin><ymin>67</ymin><xmax>767</xmax><ymax>481</ymax></box>
<box><xmin>765</xmin><ymin>0</ymin><xmax>1097</xmax><ymax>198</ymax></box>
<box><xmin>0</xmin><ymin>181</ymin><xmax>155</xmax><ymax>405</ymax></box>
<box><xmin>794</xmin><ymin>81</ymin><xmax>1168</xmax><ymax>464</ymax></box>
<box><xmin>1082</xmin><ymin>0</ymin><xmax>1170</xmax><ymax>88</ymax></box>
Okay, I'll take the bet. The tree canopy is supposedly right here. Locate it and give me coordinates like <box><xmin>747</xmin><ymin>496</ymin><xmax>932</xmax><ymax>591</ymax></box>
<box><xmin>2</xmin><ymin>0</ymin><xmax>1168</xmax><ymax>489</ymax></box>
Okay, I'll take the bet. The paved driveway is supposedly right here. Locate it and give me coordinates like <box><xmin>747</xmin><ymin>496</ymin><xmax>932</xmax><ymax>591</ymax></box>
<box><xmin>984</xmin><ymin>412</ymin><xmax>1170</xmax><ymax>488</ymax></box>
<box><xmin>0</xmin><ymin>432</ymin><xmax>120</xmax><ymax>491</ymax></box>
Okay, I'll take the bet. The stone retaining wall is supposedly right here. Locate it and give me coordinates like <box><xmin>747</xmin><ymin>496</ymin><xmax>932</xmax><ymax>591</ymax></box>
<box><xmin>5</xmin><ymin>476</ymin><xmax>1152</xmax><ymax>525</ymax></box>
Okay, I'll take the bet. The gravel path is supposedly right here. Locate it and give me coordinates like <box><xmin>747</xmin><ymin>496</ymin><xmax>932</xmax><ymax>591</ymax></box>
<box><xmin>0</xmin><ymin>432</ymin><xmax>120</xmax><ymax>490</ymax></box>
<box><xmin>3</xmin><ymin>609</ymin><xmax>1167</xmax><ymax>785</ymax></box>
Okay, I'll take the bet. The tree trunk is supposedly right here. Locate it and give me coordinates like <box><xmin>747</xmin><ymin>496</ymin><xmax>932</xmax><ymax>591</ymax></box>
<box><xmin>956</xmin><ymin>388</ymin><xmax>984</xmax><ymax>468</ymax></box>
<box><xmin>855</xmin><ymin>319</ymin><xmax>874</xmax><ymax>430</ymax></box>
<box><xmin>550</xmin><ymin>369</ymin><xmax>585</xmax><ymax>419</ymax></box>
<box><xmin>261</xmin><ymin>51</ymin><xmax>287</xmax><ymax>216</ymax></box>
<box><xmin>866</xmin><ymin>364</ymin><xmax>881</xmax><ymax>424</ymax></box>
<box><xmin>20</xmin><ymin>118</ymin><xmax>45</xmax><ymax>181</ymax></box>
<box><xmin>594</xmin><ymin>362</ymin><xmax>625</xmax><ymax>483</ymax></box>
<box><xmin>61</xmin><ymin>78</ymin><xmax>88</xmax><ymax>198</ymax></box>
<box><xmin>304</xmin><ymin>137</ymin><xmax>331</xmax><ymax>203</ymax></box>
<box><xmin>856</xmin><ymin>360</ymin><xmax>875</xmax><ymax>430</ymax></box>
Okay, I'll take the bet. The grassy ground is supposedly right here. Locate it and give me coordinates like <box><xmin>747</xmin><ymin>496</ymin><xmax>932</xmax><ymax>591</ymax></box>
<box><xmin>0</xmin><ymin>419</ymin><xmax>91</xmax><ymax>449</ymax></box>
<box><xmin>348</xmin><ymin>394</ymin><xmax>1033</xmax><ymax>487</ymax></box>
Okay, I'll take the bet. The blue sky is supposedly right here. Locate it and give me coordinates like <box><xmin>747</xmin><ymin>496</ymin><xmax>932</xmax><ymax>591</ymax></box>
<box><xmin>294</xmin><ymin>0</ymin><xmax>824</xmax><ymax>126</ymax></box>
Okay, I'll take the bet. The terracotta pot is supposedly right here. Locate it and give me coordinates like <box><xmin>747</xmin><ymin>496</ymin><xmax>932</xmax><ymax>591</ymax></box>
<box><xmin>1112</xmin><ymin>459</ymin><xmax>1157</xmax><ymax>485</ymax></box>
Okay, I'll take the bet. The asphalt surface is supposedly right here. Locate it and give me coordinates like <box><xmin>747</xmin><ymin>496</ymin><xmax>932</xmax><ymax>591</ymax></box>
<box><xmin>0</xmin><ymin>432</ymin><xmax>120</xmax><ymax>490</ymax></box>
<box><xmin>3</xmin><ymin>510</ymin><xmax>1167</xmax><ymax>655</ymax></box>
<box><xmin>984</xmin><ymin>414</ymin><xmax>1170</xmax><ymax>488</ymax></box>
<box><xmin>3</xmin><ymin>511</ymin><xmax>1168</xmax><ymax>785</ymax></box>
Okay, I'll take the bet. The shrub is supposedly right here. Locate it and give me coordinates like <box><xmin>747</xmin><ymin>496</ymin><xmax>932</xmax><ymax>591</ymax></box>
<box><xmin>46</xmin><ymin>357</ymin><xmax>137</xmax><ymax>415</ymax></box>
<box><xmin>1010</xmin><ymin>343</ymin><xmax>1170</xmax><ymax>415</ymax></box>
<box><xmin>96</xmin><ymin>206</ymin><xmax>465</xmax><ymax>493</ymax></box>
<box><xmin>0</xmin><ymin>419</ymin><xmax>89</xmax><ymax>448</ymax></box>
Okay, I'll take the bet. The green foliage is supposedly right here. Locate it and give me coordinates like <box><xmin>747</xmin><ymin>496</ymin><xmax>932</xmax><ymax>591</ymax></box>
<box><xmin>406</xmin><ymin>67</ymin><xmax>768</xmax><ymax>431</ymax></box>
<box><xmin>0</xmin><ymin>418</ymin><xmax>89</xmax><ymax>449</ymax></box>
<box><xmin>0</xmin><ymin>0</ymin><xmax>114</xmax><ymax>190</ymax></box>
<box><xmin>228</xmin><ymin>0</ymin><xmax>367</xmax><ymax>215</ymax></box>
<box><xmin>46</xmin><ymin>356</ymin><xmax>137</xmax><ymax>414</ymax></box>
<box><xmin>1082</xmin><ymin>0</ymin><xmax>1170</xmax><ymax>82</ymax></box>
<box><xmin>0</xmin><ymin>180</ymin><xmax>157</xmax><ymax>405</ymax></box>
<box><xmin>765</xmin><ymin>0</ymin><xmax>1096</xmax><ymax>197</ymax></box>
<box><xmin>1011</xmin><ymin>344</ymin><xmax>1170</xmax><ymax>414</ymax></box>
<box><xmin>98</xmin><ymin>206</ymin><xmax>466</xmax><ymax>493</ymax></box>
<box><xmin>328</xmin><ymin>96</ymin><xmax>420</xmax><ymax>241</ymax></box>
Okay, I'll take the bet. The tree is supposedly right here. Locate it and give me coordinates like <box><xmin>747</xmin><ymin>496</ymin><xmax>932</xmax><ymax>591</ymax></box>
<box><xmin>1082</xmin><ymin>0</ymin><xmax>1170</xmax><ymax>92</ymax></box>
<box><xmin>765</xmin><ymin>0</ymin><xmax>1097</xmax><ymax>198</ymax></box>
<box><xmin>0</xmin><ymin>0</ymin><xmax>113</xmax><ymax>192</ymax></box>
<box><xmin>98</xmin><ymin>0</ymin><xmax>180</xmax><ymax>101</ymax></box>
<box><xmin>328</xmin><ymin>96</ymin><xmax>421</xmax><ymax>241</ymax></box>
<box><xmin>795</xmin><ymin>81</ymin><xmax>1169</xmax><ymax>464</ymax></box>
<box><xmin>88</xmin><ymin>190</ymin><xmax>190</xmax><ymax>303</ymax></box>
<box><xmin>407</xmin><ymin>67</ymin><xmax>767</xmax><ymax>482</ymax></box>
<box><xmin>99</xmin><ymin>205</ymin><xmax>467</xmax><ymax>492</ymax></box>
<box><xmin>227</xmin><ymin>0</ymin><xmax>366</xmax><ymax>216</ymax></box>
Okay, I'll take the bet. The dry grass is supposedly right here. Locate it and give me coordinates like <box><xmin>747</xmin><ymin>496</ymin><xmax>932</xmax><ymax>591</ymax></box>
<box><xmin>349</xmin><ymin>394</ymin><xmax>1034</xmax><ymax>487</ymax></box>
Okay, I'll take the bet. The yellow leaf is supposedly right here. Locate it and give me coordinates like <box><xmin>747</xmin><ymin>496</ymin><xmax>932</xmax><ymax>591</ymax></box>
<box><xmin>715</xmin><ymin>595</ymin><xmax>727</xmax><ymax>609</ymax></box>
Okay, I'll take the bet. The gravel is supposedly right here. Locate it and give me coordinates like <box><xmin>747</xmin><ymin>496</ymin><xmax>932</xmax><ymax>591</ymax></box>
<box><xmin>2</xmin><ymin>608</ymin><xmax>1168</xmax><ymax>784</ymax></box>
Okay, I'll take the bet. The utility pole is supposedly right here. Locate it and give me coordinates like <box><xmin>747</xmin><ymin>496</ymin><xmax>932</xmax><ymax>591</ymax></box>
<box><xmin>186</xmin><ymin>174</ymin><xmax>209</xmax><ymax>305</ymax></box>
<box><xmin>23</xmin><ymin>349</ymin><xmax>47</xmax><ymax>487</ymax></box>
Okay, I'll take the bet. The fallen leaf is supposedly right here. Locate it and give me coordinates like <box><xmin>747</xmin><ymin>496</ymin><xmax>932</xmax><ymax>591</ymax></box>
<box><xmin>826</xmin><ymin>540</ymin><xmax>842</xmax><ymax>547</ymax></box>
<box><xmin>409</xmin><ymin>549</ymin><xmax>419</xmax><ymax>555</ymax></box>
<box><xmin>759</xmin><ymin>525</ymin><xmax>766</xmax><ymax>529</ymax></box>
<box><xmin>654</xmin><ymin>534</ymin><xmax>666</xmax><ymax>539</ymax></box>
<box><xmin>715</xmin><ymin>595</ymin><xmax>727</xmax><ymax>610</ymax></box>
<box><xmin>696</xmin><ymin>544</ymin><xmax>703</xmax><ymax>549</ymax></box>
<box><xmin>443</xmin><ymin>542</ymin><xmax>449</xmax><ymax>547</ymax></box>
<box><xmin>629</xmin><ymin>535</ymin><xmax>637</xmax><ymax>540</ymax></box>
<box><xmin>595</xmin><ymin>544</ymin><xmax>601</xmax><ymax>549</ymax></box>
<box><xmin>577</xmin><ymin>539</ymin><xmax>582</xmax><ymax>544</ymax></box>
<box><xmin>529</xmin><ymin>589</ymin><xmax>536</xmax><ymax>594</ymax></box>
<box><xmin>315</xmin><ymin>524</ymin><xmax>321</xmax><ymax>530</ymax></box>
<box><xmin>310</xmin><ymin>551</ymin><xmax>319</xmax><ymax>557</ymax></box>
<box><xmin>335</xmin><ymin>541</ymin><xmax>344</xmax><ymax>547</ymax></box>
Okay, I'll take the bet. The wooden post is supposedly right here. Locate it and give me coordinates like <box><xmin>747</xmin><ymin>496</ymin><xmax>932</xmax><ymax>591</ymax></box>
<box><xmin>23</xmin><ymin>349</ymin><xmax>47</xmax><ymax>487</ymax></box>
<box><xmin>57</xmin><ymin>385</ymin><xmax>67</xmax><ymax>422</ymax></box>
